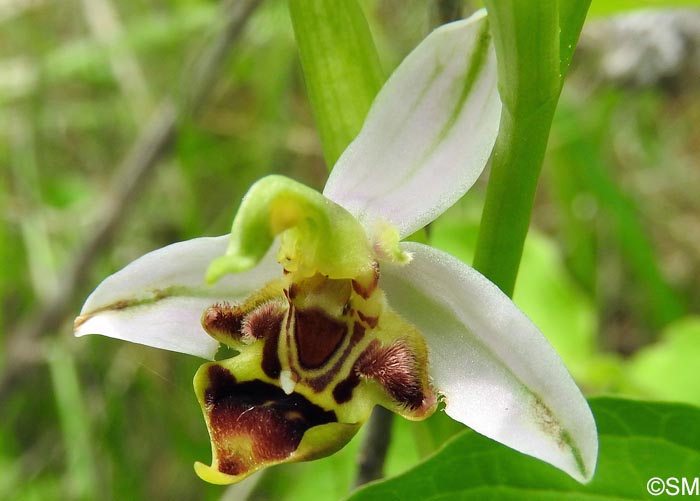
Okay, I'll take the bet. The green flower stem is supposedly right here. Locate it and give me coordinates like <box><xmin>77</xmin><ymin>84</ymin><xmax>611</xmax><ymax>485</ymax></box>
<box><xmin>473</xmin><ymin>0</ymin><xmax>590</xmax><ymax>297</ymax></box>
<box><xmin>474</xmin><ymin>103</ymin><xmax>557</xmax><ymax>297</ymax></box>
<box><xmin>289</xmin><ymin>0</ymin><xmax>384</xmax><ymax>168</ymax></box>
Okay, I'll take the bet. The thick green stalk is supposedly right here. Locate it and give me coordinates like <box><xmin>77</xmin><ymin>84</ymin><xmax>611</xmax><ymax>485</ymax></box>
<box><xmin>473</xmin><ymin>0</ymin><xmax>590</xmax><ymax>296</ymax></box>
<box><xmin>289</xmin><ymin>0</ymin><xmax>384</xmax><ymax>168</ymax></box>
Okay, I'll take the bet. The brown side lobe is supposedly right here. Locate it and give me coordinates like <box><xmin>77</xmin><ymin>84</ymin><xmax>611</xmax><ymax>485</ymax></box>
<box><xmin>243</xmin><ymin>302</ymin><xmax>285</xmax><ymax>379</ymax></box>
<box><xmin>356</xmin><ymin>340</ymin><xmax>426</xmax><ymax>410</ymax></box>
<box><xmin>204</xmin><ymin>366</ymin><xmax>337</xmax><ymax>477</ymax></box>
<box><xmin>202</xmin><ymin>302</ymin><xmax>244</xmax><ymax>342</ymax></box>
<box><xmin>241</xmin><ymin>303</ymin><xmax>284</xmax><ymax>378</ymax></box>
<box><xmin>242</xmin><ymin>302</ymin><xmax>284</xmax><ymax>340</ymax></box>
<box><xmin>294</xmin><ymin>308</ymin><xmax>347</xmax><ymax>369</ymax></box>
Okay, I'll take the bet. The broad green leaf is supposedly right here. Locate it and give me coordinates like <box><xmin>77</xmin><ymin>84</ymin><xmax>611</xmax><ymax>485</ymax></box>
<box><xmin>626</xmin><ymin>316</ymin><xmax>700</xmax><ymax>406</ymax></box>
<box><xmin>483</xmin><ymin>0</ymin><xmax>560</xmax><ymax>114</ymax></box>
<box><xmin>559</xmin><ymin>1</ymin><xmax>591</xmax><ymax>76</ymax></box>
<box><xmin>589</xmin><ymin>0</ymin><xmax>700</xmax><ymax>16</ymax></box>
<box><xmin>289</xmin><ymin>0</ymin><xmax>384</xmax><ymax>168</ymax></box>
<box><xmin>348</xmin><ymin>397</ymin><xmax>700</xmax><ymax>500</ymax></box>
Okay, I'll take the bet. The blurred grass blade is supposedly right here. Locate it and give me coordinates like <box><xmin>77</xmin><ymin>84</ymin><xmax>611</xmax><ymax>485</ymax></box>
<box><xmin>550</xmin><ymin>100</ymin><xmax>686</xmax><ymax>329</ymax></box>
<box><xmin>288</xmin><ymin>0</ymin><xmax>384</xmax><ymax>168</ymax></box>
<box><xmin>48</xmin><ymin>341</ymin><xmax>98</xmax><ymax>499</ymax></box>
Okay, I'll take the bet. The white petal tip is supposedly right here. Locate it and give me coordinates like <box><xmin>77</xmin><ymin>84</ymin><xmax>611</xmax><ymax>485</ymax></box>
<box><xmin>382</xmin><ymin>242</ymin><xmax>598</xmax><ymax>483</ymax></box>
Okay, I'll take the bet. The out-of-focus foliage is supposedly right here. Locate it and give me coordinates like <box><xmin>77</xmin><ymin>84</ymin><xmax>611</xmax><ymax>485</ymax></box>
<box><xmin>2</xmin><ymin>0</ymin><xmax>700</xmax><ymax>499</ymax></box>
<box><xmin>626</xmin><ymin>317</ymin><xmax>700</xmax><ymax>405</ymax></box>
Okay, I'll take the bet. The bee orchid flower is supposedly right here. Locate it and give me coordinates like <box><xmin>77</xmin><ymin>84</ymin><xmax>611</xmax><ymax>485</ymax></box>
<box><xmin>75</xmin><ymin>11</ymin><xmax>597</xmax><ymax>486</ymax></box>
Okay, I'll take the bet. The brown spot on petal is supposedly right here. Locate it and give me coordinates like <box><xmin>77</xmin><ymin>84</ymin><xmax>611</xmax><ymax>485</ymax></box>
<box><xmin>204</xmin><ymin>366</ymin><xmax>337</xmax><ymax>477</ymax></box>
<box><xmin>242</xmin><ymin>303</ymin><xmax>285</xmax><ymax>379</ymax></box>
<box><xmin>351</xmin><ymin>262</ymin><xmax>379</xmax><ymax>299</ymax></box>
<box><xmin>307</xmin><ymin>322</ymin><xmax>366</xmax><ymax>392</ymax></box>
<box><xmin>357</xmin><ymin>311</ymin><xmax>378</xmax><ymax>329</ymax></box>
<box><xmin>332</xmin><ymin>373</ymin><xmax>360</xmax><ymax>404</ymax></box>
<box><xmin>356</xmin><ymin>340</ymin><xmax>427</xmax><ymax>411</ymax></box>
<box><xmin>294</xmin><ymin>308</ymin><xmax>347</xmax><ymax>369</ymax></box>
<box><xmin>262</xmin><ymin>326</ymin><xmax>282</xmax><ymax>380</ymax></box>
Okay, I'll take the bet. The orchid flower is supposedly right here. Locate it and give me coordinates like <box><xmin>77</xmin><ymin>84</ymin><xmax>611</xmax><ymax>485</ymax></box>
<box><xmin>74</xmin><ymin>11</ymin><xmax>597</xmax><ymax>486</ymax></box>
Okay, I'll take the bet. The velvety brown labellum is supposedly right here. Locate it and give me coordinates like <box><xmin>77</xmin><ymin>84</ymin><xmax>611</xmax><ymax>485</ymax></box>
<box><xmin>205</xmin><ymin>365</ymin><xmax>337</xmax><ymax>476</ymax></box>
<box><xmin>308</xmin><ymin>322</ymin><xmax>366</xmax><ymax>392</ymax></box>
<box><xmin>294</xmin><ymin>307</ymin><xmax>347</xmax><ymax>369</ymax></box>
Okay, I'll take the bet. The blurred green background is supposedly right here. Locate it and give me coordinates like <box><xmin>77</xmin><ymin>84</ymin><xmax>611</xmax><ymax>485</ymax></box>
<box><xmin>1</xmin><ymin>0</ymin><xmax>699</xmax><ymax>499</ymax></box>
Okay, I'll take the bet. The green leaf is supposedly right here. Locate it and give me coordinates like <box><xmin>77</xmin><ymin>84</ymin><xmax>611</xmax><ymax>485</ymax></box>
<box><xmin>348</xmin><ymin>398</ymin><xmax>700</xmax><ymax>500</ymax></box>
<box><xmin>289</xmin><ymin>0</ymin><xmax>384</xmax><ymax>168</ymax></box>
<box><xmin>589</xmin><ymin>0</ymin><xmax>700</xmax><ymax>16</ymax></box>
<box><xmin>559</xmin><ymin>1</ymin><xmax>591</xmax><ymax>75</ymax></box>
<box><xmin>626</xmin><ymin>316</ymin><xmax>700</xmax><ymax>406</ymax></box>
<box><xmin>483</xmin><ymin>0</ymin><xmax>561</xmax><ymax>115</ymax></box>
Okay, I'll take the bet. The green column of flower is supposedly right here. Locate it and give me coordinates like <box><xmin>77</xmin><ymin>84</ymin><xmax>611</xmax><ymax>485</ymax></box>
<box><xmin>474</xmin><ymin>0</ymin><xmax>590</xmax><ymax>297</ymax></box>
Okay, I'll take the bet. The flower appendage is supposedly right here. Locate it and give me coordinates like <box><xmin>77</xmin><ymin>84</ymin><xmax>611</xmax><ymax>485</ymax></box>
<box><xmin>193</xmin><ymin>176</ymin><xmax>435</xmax><ymax>483</ymax></box>
<box><xmin>75</xmin><ymin>10</ymin><xmax>598</xmax><ymax>487</ymax></box>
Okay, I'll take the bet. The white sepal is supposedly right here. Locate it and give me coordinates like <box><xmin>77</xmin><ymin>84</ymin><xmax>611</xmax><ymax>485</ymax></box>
<box><xmin>380</xmin><ymin>242</ymin><xmax>598</xmax><ymax>483</ymax></box>
<box><xmin>75</xmin><ymin>236</ymin><xmax>280</xmax><ymax>359</ymax></box>
<box><xmin>324</xmin><ymin>10</ymin><xmax>501</xmax><ymax>238</ymax></box>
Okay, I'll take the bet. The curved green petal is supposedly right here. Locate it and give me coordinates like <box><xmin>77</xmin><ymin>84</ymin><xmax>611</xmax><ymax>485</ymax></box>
<box><xmin>206</xmin><ymin>175</ymin><xmax>376</xmax><ymax>284</ymax></box>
